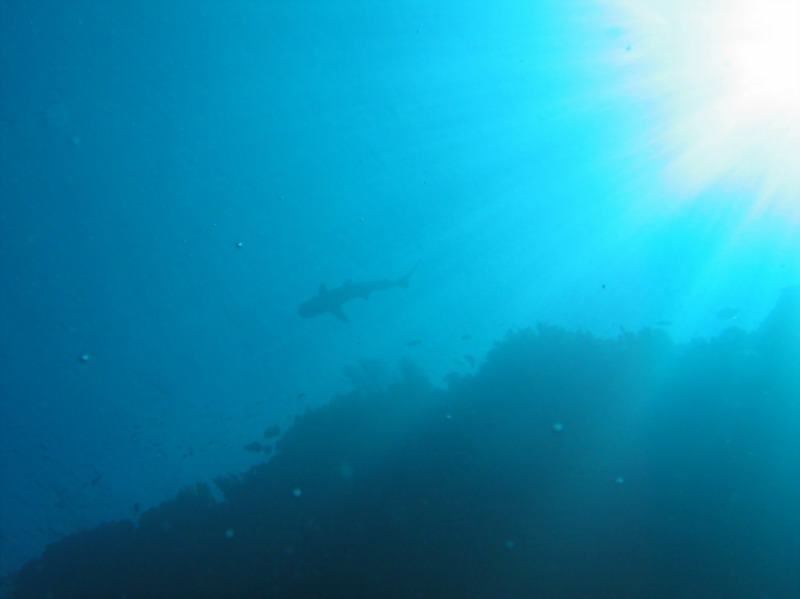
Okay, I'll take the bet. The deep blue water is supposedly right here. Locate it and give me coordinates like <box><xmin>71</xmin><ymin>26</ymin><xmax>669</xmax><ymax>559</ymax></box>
<box><xmin>1</xmin><ymin>2</ymin><xmax>798</xmax><ymax>597</ymax></box>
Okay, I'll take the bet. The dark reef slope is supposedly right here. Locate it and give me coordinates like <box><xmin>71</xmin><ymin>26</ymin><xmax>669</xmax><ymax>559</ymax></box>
<box><xmin>7</xmin><ymin>289</ymin><xmax>799</xmax><ymax>599</ymax></box>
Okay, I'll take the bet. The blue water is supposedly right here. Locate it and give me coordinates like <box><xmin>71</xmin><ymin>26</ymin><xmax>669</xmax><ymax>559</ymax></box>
<box><xmin>1</xmin><ymin>2</ymin><xmax>798</xmax><ymax>597</ymax></box>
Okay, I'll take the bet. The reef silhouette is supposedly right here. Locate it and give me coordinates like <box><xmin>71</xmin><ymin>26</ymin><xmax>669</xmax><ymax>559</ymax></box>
<box><xmin>6</xmin><ymin>288</ymin><xmax>799</xmax><ymax>599</ymax></box>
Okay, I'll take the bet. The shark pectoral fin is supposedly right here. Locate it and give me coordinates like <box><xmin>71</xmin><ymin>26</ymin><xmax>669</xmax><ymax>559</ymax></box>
<box><xmin>331</xmin><ymin>307</ymin><xmax>350</xmax><ymax>323</ymax></box>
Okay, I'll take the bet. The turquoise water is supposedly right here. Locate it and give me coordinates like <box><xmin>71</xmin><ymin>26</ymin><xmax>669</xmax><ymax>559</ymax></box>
<box><xmin>1</xmin><ymin>2</ymin><xmax>798</xmax><ymax>597</ymax></box>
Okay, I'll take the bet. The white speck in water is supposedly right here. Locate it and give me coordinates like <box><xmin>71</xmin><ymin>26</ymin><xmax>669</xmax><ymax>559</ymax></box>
<box><xmin>339</xmin><ymin>463</ymin><xmax>354</xmax><ymax>479</ymax></box>
<box><xmin>615</xmin><ymin>476</ymin><xmax>625</xmax><ymax>484</ymax></box>
<box><xmin>225</xmin><ymin>529</ymin><xmax>234</xmax><ymax>539</ymax></box>
<box><xmin>293</xmin><ymin>488</ymin><xmax>302</xmax><ymax>498</ymax></box>
<box><xmin>552</xmin><ymin>422</ymin><xmax>564</xmax><ymax>432</ymax></box>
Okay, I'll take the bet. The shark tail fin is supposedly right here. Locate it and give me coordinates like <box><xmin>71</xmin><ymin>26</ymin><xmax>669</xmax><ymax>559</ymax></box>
<box><xmin>397</xmin><ymin>260</ymin><xmax>420</xmax><ymax>288</ymax></box>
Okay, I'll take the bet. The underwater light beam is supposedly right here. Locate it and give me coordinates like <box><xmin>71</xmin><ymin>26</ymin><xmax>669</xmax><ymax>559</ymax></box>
<box><xmin>610</xmin><ymin>0</ymin><xmax>800</xmax><ymax>221</ymax></box>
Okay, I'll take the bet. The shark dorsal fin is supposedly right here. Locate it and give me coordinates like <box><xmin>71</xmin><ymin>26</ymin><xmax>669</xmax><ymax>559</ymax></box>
<box><xmin>318</xmin><ymin>283</ymin><xmax>327</xmax><ymax>295</ymax></box>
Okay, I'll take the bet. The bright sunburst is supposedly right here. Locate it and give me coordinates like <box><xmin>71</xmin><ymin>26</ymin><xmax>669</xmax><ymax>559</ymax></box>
<box><xmin>607</xmin><ymin>0</ymin><xmax>800</xmax><ymax>221</ymax></box>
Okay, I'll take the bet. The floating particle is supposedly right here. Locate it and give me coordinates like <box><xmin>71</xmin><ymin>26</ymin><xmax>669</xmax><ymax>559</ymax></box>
<box><xmin>716</xmin><ymin>307</ymin><xmax>740</xmax><ymax>320</ymax></box>
<box><xmin>79</xmin><ymin>354</ymin><xmax>90</xmax><ymax>363</ymax></box>
<box><xmin>235</xmin><ymin>242</ymin><xmax>244</xmax><ymax>248</ymax></box>
<box><xmin>339</xmin><ymin>463</ymin><xmax>354</xmax><ymax>479</ymax></box>
<box><xmin>225</xmin><ymin>528</ymin><xmax>235</xmax><ymax>539</ymax></box>
<box><xmin>552</xmin><ymin>422</ymin><xmax>564</xmax><ymax>432</ymax></box>
<box><xmin>615</xmin><ymin>476</ymin><xmax>625</xmax><ymax>484</ymax></box>
<box><xmin>292</xmin><ymin>488</ymin><xmax>302</xmax><ymax>498</ymax></box>
<box><xmin>505</xmin><ymin>540</ymin><xmax>515</xmax><ymax>549</ymax></box>
<box><xmin>43</xmin><ymin>104</ymin><xmax>70</xmax><ymax>129</ymax></box>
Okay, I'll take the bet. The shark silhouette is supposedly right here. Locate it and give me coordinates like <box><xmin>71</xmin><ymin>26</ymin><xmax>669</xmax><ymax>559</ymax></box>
<box><xmin>298</xmin><ymin>265</ymin><xmax>416</xmax><ymax>323</ymax></box>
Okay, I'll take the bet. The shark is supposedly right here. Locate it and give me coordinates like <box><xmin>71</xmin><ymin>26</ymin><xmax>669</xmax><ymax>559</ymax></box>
<box><xmin>298</xmin><ymin>265</ymin><xmax>416</xmax><ymax>323</ymax></box>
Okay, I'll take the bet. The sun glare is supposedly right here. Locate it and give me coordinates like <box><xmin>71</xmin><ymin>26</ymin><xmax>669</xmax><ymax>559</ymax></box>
<box><xmin>607</xmin><ymin>0</ymin><xmax>800</xmax><ymax>221</ymax></box>
<box><xmin>725</xmin><ymin>2</ymin><xmax>800</xmax><ymax>103</ymax></box>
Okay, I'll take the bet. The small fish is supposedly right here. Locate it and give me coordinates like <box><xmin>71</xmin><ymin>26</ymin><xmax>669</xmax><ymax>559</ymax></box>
<box><xmin>263</xmin><ymin>425</ymin><xmax>281</xmax><ymax>440</ymax></box>
<box><xmin>243</xmin><ymin>442</ymin><xmax>264</xmax><ymax>453</ymax></box>
<box><xmin>148</xmin><ymin>381</ymin><xmax>173</xmax><ymax>396</ymax></box>
<box><xmin>83</xmin><ymin>474</ymin><xmax>103</xmax><ymax>487</ymax></box>
<box><xmin>444</xmin><ymin>372</ymin><xmax>461</xmax><ymax>385</ymax></box>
